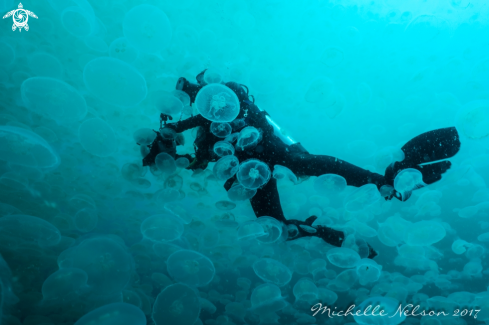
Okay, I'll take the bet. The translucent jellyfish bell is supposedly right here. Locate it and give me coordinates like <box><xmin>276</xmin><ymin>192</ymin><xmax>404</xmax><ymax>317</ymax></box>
<box><xmin>133</xmin><ymin>128</ymin><xmax>156</xmax><ymax>146</ymax></box>
<box><xmin>152</xmin><ymin>283</ymin><xmax>200</xmax><ymax>325</ymax></box>
<box><xmin>255</xmin><ymin>217</ymin><xmax>283</xmax><ymax>243</ymax></box>
<box><xmin>79</xmin><ymin>118</ymin><xmax>117</xmax><ymax>157</ymax></box>
<box><xmin>406</xmin><ymin>220</ymin><xmax>446</xmax><ymax>246</ymax></box>
<box><xmin>210</xmin><ymin>122</ymin><xmax>232</xmax><ymax>138</ymax></box>
<box><xmin>236</xmin><ymin>126</ymin><xmax>262</xmax><ymax>151</ymax></box>
<box><xmin>0</xmin><ymin>215</ymin><xmax>61</xmax><ymax>247</ymax></box>
<box><xmin>355</xmin><ymin>259</ymin><xmax>382</xmax><ymax>285</ymax></box>
<box><xmin>194</xmin><ymin>84</ymin><xmax>240</xmax><ymax>122</ymax></box>
<box><xmin>236</xmin><ymin>159</ymin><xmax>271</xmax><ymax>190</ymax></box>
<box><xmin>141</xmin><ymin>214</ymin><xmax>184</xmax><ymax>242</ymax></box>
<box><xmin>75</xmin><ymin>303</ymin><xmax>146</xmax><ymax>325</ymax></box>
<box><xmin>253</xmin><ymin>258</ymin><xmax>292</xmax><ymax>287</ymax></box>
<box><xmin>213</xmin><ymin>155</ymin><xmax>239</xmax><ymax>181</ymax></box>
<box><xmin>227</xmin><ymin>184</ymin><xmax>257</xmax><ymax>201</ymax></box>
<box><xmin>314</xmin><ymin>174</ymin><xmax>347</xmax><ymax>195</ymax></box>
<box><xmin>166</xmin><ymin>250</ymin><xmax>215</xmax><ymax>287</ymax></box>
<box><xmin>326</xmin><ymin>247</ymin><xmax>361</xmax><ymax>268</ymax></box>
<box><xmin>203</xmin><ymin>69</ymin><xmax>223</xmax><ymax>84</ymax></box>
<box><xmin>250</xmin><ymin>283</ymin><xmax>288</xmax><ymax>316</ymax></box>
<box><xmin>237</xmin><ymin>220</ymin><xmax>266</xmax><ymax>241</ymax></box>
<box><xmin>153</xmin><ymin>92</ymin><xmax>184</xmax><ymax>116</ymax></box>
<box><xmin>394</xmin><ymin>168</ymin><xmax>426</xmax><ymax>201</ymax></box>
<box><xmin>273</xmin><ymin>165</ymin><xmax>297</xmax><ymax>184</ymax></box>
<box><xmin>214</xmin><ymin>141</ymin><xmax>235</xmax><ymax>157</ymax></box>
<box><xmin>343</xmin><ymin>184</ymin><xmax>381</xmax><ymax>212</ymax></box>
<box><xmin>0</xmin><ymin>126</ymin><xmax>60</xmax><ymax>169</ymax></box>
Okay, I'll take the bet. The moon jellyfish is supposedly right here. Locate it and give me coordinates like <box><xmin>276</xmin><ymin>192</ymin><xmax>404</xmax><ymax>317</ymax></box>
<box><xmin>74</xmin><ymin>208</ymin><xmax>98</xmax><ymax>232</ymax></box>
<box><xmin>213</xmin><ymin>155</ymin><xmax>239</xmax><ymax>181</ymax></box>
<box><xmin>155</xmin><ymin>153</ymin><xmax>177</xmax><ymax>175</ymax></box>
<box><xmin>250</xmin><ymin>283</ymin><xmax>287</xmax><ymax>315</ymax></box>
<box><xmin>236</xmin><ymin>126</ymin><xmax>261</xmax><ymax>151</ymax></box>
<box><xmin>176</xmin><ymin>157</ymin><xmax>189</xmax><ymax>169</ymax></box>
<box><xmin>133</xmin><ymin>128</ymin><xmax>156</xmax><ymax>146</ymax></box>
<box><xmin>294</xmin><ymin>278</ymin><xmax>318</xmax><ymax>301</ymax></box>
<box><xmin>456</xmin><ymin>100</ymin><xmax>489</xmax><ymax>140</ymax></box>
<box><xmin>42</xmin><ymin>268</ymin><xmax>88</xmax><ymax>301</ymax></box>
<box><xmin>21</xmin><ymin>77</ymin><xmax>87</xmax><ymax>124</ymax></box>
<box><xmin>256</xmin><ymin>217</ymin><xmax>283</xmax><ymax>243</ymax></box>
<box><xmin>0</xmin><ymin>126</ymin><xmax>60</xmax><ymax>169</ymax></box>
<box><xmin>83</xmin><ymin>57</ymin><xmax>147</xmax><ymax>108</ymax></box>
<box><xmin>314</xmin><ymin>174</ymin><xmax>347</xmax><ymax>196</ymax></box>
<box><xmin>356</xmin><ymin>259</ymin><xmax>382</xmax><ymax>285</ymax></box>
<box><xmin>214</xmin><ymin>141</ymin><xmax>235</xmax><ymax>157</ymax></box>
<box><xmin>237</xmin><ymin>220</ymin><xmax>266</xmax><ymax>240</ymax></box>
<box><xmin>236</xmin><ymin>159</ymin><xmax>271</xmax><ymax>189</ymax></box>
<box><xmin>166</xmin><ymin>250</ymin><xmax>215</xmax><ymax>287</ymax></box>
<box><xmin>253</xmin><ymin>258</ymin><xmax>292</xmax><ymax>287</ymax></box>
<box><xmin>452</xmin><ymin>239</ymin><xmax>472</xmax><ymax>254</ymax></box>
<box><xmin>326</xmin><ymin>248</ymin><xmax>361</xmax><ymax>268</ymax></box>
<box><xmin>204</xmin><ymin>69</ymin><xmax>223</xmax><ymax>84</ymax></box>
<box><xmin>194</xmin><ymin>84</ymin><xmax>240</xmax><ymax>122</ymax></box>
<box><xmin>210</xmin><ymin>122</ymin><xmax>232</xmax><ymax>138</ymax></box>
<box><xmin>478</xmin><ymin>232</ymin><xmax>489</xmax><ymax>242</ymax></box>
<box><xmin>0</xmin><ymin>41</ymin><xmax>15</xmax><ymax>66</ymax></box>
<box><xmin>0</xmin><ymin>215</ymin><xmax>61</xmax><ymax>247</ymax></box>
<box><xmin>227</xmin><ymin>184</ymin><xmax>257</xmax><ymax>201</ymax></box>
<box><xmin>406</xmin><ymin>220</ymin><xmax>446</xmax><ymax>246</ymax></box>
<box><xmin>305</xmin><ymin>77</ymin><xmax>334</xmax><ymax>103</ymax></box>
<box><xmin>60</xmin><ymin>237</ymin><xmax>133</xmax><ymax>295</ymax></box>
<box><xmin>0</xmin><ymin>203</ymin><xmax>21</xmax><ymax>216</ymax></box>
<box><xmin>141</xmin><ymin>214</ymin><xmax>184</xmax><ymax>242</ymax></box>
<box><xmin>394</xmin><ymin>168</ymin><xmax>426</xmax><ymax>201</ymax></box>
<box><xmin>75</xmin><ymin>303</ymin><xmax>146</xmax><ymax>325</ymax></box>
<box><xmin>320</xmin><ymin>47</ymin><xmax>344</xmax><ymax>67</ymax></box>
<box><xmin>109</xmin><ymin>37</ymin><xmax>138</xmax><ymax>63</ymax></box>
<box><xmin>153</xmin><ymin>92</ymin><xmax>184</xmax><ymax>116</ymax></box>
<box><xmin>344</xmin><ymin>184</ymin><xmax>380</xmax><ymax>212</ymax></box>
<box><xmin>273</xmin><ymin>165</ymin><xmax>297</xmax><ymax>184</ymax></box>
<box><xmin>354</xmin><ymin>297</ymin><xmax>405</xmax><ymax>325</ymax></box>
<box><xmin>28</xmin><ymin>53</ymin><xmax>63</xmax><ymax>78</ymax></box>
<box><xmin>215</xmin><ymin>200</ymin><xmax>236</xmax><ymax>211</ymax></box>
<box><xmin>123</xmin><ymin>4</ymin><xmax>172</xmax><ymax>53</ymax></box>
<box><xmin>152</xmin><ymin>283</ymin><xmax>200</xmax><ymax>325</ymax></box>
<box><xmin>85</xmin><ymin>36</ymin><xmax>108</xmax><ymax>53</ymax></box>
<box><xmin>79</xmin><ymin>118</ymin><xmax>117</xmax><ymax>157</ymax></box>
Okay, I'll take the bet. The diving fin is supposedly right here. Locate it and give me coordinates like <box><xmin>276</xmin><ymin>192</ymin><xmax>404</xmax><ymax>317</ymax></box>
<box><xmin>385</xmin><ymin>127</ymin><xmax>460</xmax><ymax>187</ymax></box>
<box><xmin>400</xmin><ymin>127</ymin><xmax>460</xmax><ymax>165</ymax></box>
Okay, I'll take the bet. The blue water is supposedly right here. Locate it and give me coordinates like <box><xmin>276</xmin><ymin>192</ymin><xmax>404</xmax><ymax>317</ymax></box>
<box><xmin>1</xmin><ymin>0</ymin><xmax>489</xmax><ymax>324</ymax></box>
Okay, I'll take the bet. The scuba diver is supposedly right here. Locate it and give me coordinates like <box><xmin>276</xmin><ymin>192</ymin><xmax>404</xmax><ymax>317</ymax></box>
<box><xmin>140</xmin><ymin>70</ymin><xmax>461</xmax><ymax>259</ymax></box>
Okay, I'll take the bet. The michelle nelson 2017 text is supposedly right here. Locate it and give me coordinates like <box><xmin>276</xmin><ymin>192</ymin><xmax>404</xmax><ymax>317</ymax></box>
<box><xmin>311</xmin><ymin>303</ymin><xmax>481</xmax><ymax>319</ymax></box>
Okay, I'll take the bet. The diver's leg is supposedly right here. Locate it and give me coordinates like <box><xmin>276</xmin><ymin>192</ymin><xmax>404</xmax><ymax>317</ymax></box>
<box><xmin>285</xmin><ymin>153</ymin><xmax>387</xmax><ymax>189</ymax></box>
<box><xmin>249</xmin><ymin>178</ymin><xmax>287</xmax><ymax>223</ymax></box>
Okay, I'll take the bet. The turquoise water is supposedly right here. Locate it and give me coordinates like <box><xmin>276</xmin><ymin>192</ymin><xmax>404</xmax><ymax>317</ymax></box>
<box><xmin>1</xmin><ymin>0</ymin><xmax>489</xmax><ymax>324</ymax></box>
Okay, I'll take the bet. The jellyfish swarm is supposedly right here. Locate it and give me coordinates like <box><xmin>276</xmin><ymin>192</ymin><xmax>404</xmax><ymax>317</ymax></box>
<box><xmin>152</xmin><ymin>283</ymin><xmax>200</xmax><ymax>325</ymax></box>
<box><xmin>236</xmin><ymin>126</ymin><xmax>262</xmax><ymax>151</ymax></box>
<box><xmin>123</xmin><ymin>4</ymin><xmax>172</xmax><ymax>54</ymax></box>
<box><xmin>166</xmin><ymin>250</ymin><xmax>215</xmax><ymax>287</ymax></box>
<box><xmin>227</xmin><ymin>184</ymin><xmax>257</xmax><ymax>201</ymax></box>
<box><xmin>394</xmin><ymin>168</ymin><xmax>426</xmax><ymax>201</ymax></box>
<box><xmin>75</xmin><ymin>303</ymin><xmax>146</xmax><ymax>325</ymax></box>
<box><xmin>236</xmin><ymin>159</ymin><xmax>271</xmax><ymax>190</ymax></box>
<box><xmin>194</xmin><ymin>84</ymin><xmax>240</xmax><ymax>122</ymax></box>
<box><xmin>214</xmin><ymin>141</ymin><xmax>235</xmax><ymax>157</ymax></box>
<box><xmin>0</xmin><ymin>126</ymin><xmax>60</xmax><ymax>169</ymax></box>
<box><xmin>210</xmin><ymin>122</ymin><xmax>232</xmax><ymax>138</ymax></box>
<box><xmin>213</xmin><ymin>155</ymin><xmax>239</xmax><ymax>181</ymax></box>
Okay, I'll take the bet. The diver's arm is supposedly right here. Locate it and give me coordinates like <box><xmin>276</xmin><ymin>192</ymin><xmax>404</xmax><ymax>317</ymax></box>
<box><xmin>167</xmin><ymin>115</ymin><xmax>208</xmax><ymax>133</ymax></box>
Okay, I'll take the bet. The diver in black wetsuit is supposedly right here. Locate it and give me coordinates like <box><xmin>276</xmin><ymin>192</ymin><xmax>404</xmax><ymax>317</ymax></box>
<box><xmin>141</xmin><ymin>70</ymin><xmax>461</xmax><ymax>258</ymax></box>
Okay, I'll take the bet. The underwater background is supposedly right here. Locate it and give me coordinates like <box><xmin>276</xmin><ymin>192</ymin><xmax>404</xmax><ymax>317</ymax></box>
<box><xmin>1</xmin><ymin>0</ymin><xmax>489</xmax><ymax>324</ymax></box>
